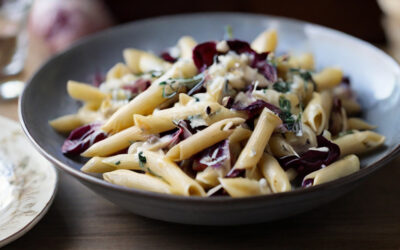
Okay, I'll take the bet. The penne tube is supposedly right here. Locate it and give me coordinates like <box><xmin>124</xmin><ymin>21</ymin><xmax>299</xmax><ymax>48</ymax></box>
<box><xmin>251</xmin><ymin>29</ymin><xmax>278</xmax><ymax>53</ymax></box>
<box><xmin>49</xmin><ymin>114</ymin><xmax>83</xmax><ymax>133</ymax></box>
<box><xmin>334</xmin><ymin>131</ymin><xmax>385</xmax><ymax>156</ymax></box>
<box><xmin>347</xmin><ymin>118</ymin><xmax>376</xmax><ymax>130</ymax></box>
<box><xmin>81</xmin><ymin>156</ymin><xmax>117</xmax><ymax>173</ymax></box>
<box><xmin>106</xmin><ymin>63</ymin><xmax>131</xmax><ymax>81</ymax></box>
<box><xmin>178</xmin><ymin>36</ymin><xmax>197</xmax><ymax>59</ymax></box>
<box><xmin>102</xmin><ymin>60</ymin><xmax>198</xmax><ymax>133</ymax></box>
<box><xmin>302</xmin><ymin>91</ymin><xmax>332</xmax><ymax>135</ymax></box>
<box><xmin>141</xmin><ymin>150</ymin><xmax>206</xmax><ymax>196</ymax></box>
<box><xmin>123</xmin><ymin>48</ymin><xmax>171</xmax><ymax>74</ymax></box>
<box><xmin>313</xmin><ymin>67</ymin><xmax>343</xmax><ymax>91</ymax></box>
<box><xmin>196</xmin><ymin>166</ymin><xmax>228</xmax><ymax>188</ymax></box>
<box><xmin>268</xmin><ymin>134</ymin><xmax>297</xmax><ymax>157</ymax></box>
<box><xmin>166</xmin><ymin>118</ymin><xmax>245</xmax><ymax>161</ymax></box>
<box><xmin>67</xmin><ymin>80</ymin><xmax>108</xmax><ymax>104</ymax></box>
<box><xmin>101</xmin><ymin>154</ymin><xmax>141</xmax><ymax>170</ymax></box>
<box><xmin>219</xmin><ymin>177</ymin><xmax>271</xmax><ymax>197</ymax></box>
<box><xmin>288</xmin><ymin>53</ymin><xmax>315</xmax><ymax>70</ymax></box>
<box><xmin>259</xmin><ymin>153</ymin><xmax>291</xmax><ymax>193</ymax></box>
<box><xmin>82</xmin><ymin>126</ymin><xmax>148</xmax><ymax>157</ymax></box>
<box><xmin>228</xmin><ymin>126</ymin><xmax>252</xmax><ymax>143</ymax></box>
<box><xmin>234</xmin><ymin>108</ymin><xmax>282</xmax><ymax>169</ymax></box>
<box><xmin>302</xmin><ymin>154</ymin><xmax>360</xmax><ymax>186</ymax></box>
<box><xmin>104</xmin><ymin>169</ymin><xmax>171</xmax><ymax>194</ymax></box>
<box><xmin>134</xmin><ymin>101</ymin><xmax>245</xmax><ymax>134</ymax></box>
<box><xmin>285</xmin><ymin>168</ymin><xmax>298</xmax><ymax>181</ymax></box>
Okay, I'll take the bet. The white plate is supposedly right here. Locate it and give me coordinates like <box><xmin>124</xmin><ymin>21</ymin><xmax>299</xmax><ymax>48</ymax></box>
<box><xmin>0</xmin><ymin>116</ymin><xmax>57</xmax><ymax>247</ymax></box>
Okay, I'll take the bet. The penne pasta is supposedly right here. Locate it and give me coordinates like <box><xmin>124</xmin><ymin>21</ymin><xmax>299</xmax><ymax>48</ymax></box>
<box><xmin>219</xmin><ymin>177</ymin><xmax>271</xmax><ymax>197</ymax></box>
<box><xmin>234</xmin><ymin>108</ymin><xmax>282</xmax><ymax>169</ymax></box>
<box><xmin>178</xmin><ymin>36</ymin><xmax>197</xmax><ymax>60</ymax></box>
<box><xmin>102</xmin><ymin>60</ymin><xmax>198</xmax><ymax>133</ymax></box>
<box><xmin>106</xmin><ymin>63</ymin><xmax>131</xmax><ymax>81</ymax></box>
<box><xmin>81</xmin><ymin>156</ymin><xmax>117</xmax><ymax>173</ymax></box>
<box><xmin>49</xmin><ymin>114</ymin><xmax>83</xmax><ymax>133</ymax></box>
<box><xmin>302</xmin><ymin>91</ymin><xmax>332</xmax><ymax>134</ymax></box>
<box><xmin>141</xmin><ymin>150</ymin><xmax>206</xmax><ymax>196</ymax></box>
<box><xmin>251</xmin><ymin>29</ymin><xmax>278</xmax><ymax>53</ymax></box>
<box><xmin>259</xmin><ymin>153</ymin><xmax>291</xmax><ymax>193</ymax></box>
<box><xmin>302</xmin><ymin>154</ymin><xmax>360</xmax><ymax>186</ymax></box>
<box><xmin>166</xmin><ymin>118</ymin><xmax>245</xmax><ymax>161</ymax></box>
<box><xmin>104</xmin><ymin>169</ymin><xmax>171</xmax><ymax>194</ymax></box>
<box><xmin>101</xmin><ymin>154</ymin><xmax>141</xmax><ymax>170</ymax></box>
<box><xmin>313</xmin><ymin>67</ymin><xmax>343</xmax><ymax>91</ymax></box>
<box><xmin>82</xmin><ymin>126</ymin><xmax>148</xmax><ymax>157</ymax></box>
<box><xmin>334</xmin><ymin>131</ymin><xmax>385</xmax><ymax>156</ymax></box>
<box><xmin>347</xmin><ymin>118</ymin><xmax>376</xmax><ymax>130</ymax></box>
<box><xmin>67</xmin><ymin>80</ymin><xmax>108</xmax><ymax>105</ymax></box>
<box><xmin>135</xmin><ymin>101</ymin><xmax>245</xmax><ymax>134</ymax></box>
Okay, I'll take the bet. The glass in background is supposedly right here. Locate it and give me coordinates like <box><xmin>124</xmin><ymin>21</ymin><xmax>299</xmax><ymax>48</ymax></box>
<box><xmin>0</xmin><ymin>0</ymin><xmax>31</xmax><ymax>100</ymax></box>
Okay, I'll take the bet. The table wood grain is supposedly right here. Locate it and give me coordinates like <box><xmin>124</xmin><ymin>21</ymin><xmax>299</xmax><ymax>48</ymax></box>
<box><xmin>2</xmin><ymin>35</ymin><xmax>400</xmax><ymax>250</ymax></box>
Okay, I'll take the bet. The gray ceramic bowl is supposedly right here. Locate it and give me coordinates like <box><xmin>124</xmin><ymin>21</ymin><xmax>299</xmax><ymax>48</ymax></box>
<box><xmin>20</xmin><ymin>13</ymin><xmax>400</xmax><ymax>225</ymax></box>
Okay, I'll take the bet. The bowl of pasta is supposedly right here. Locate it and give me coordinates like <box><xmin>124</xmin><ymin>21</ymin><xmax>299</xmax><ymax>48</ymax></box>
<box><xmin>19</xmin><ymin>12</ymin><xmax>400</xmax><ymax>225</ymax></box>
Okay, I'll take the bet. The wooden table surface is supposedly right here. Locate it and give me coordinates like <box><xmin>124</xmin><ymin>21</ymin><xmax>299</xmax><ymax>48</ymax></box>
<box><xmin>2</xmin><ymin>36</ymin><xmax>400</xmax><ymax>250</ymax></box>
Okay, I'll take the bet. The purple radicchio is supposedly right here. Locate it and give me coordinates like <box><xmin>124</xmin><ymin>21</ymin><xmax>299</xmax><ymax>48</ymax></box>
<box><xmin>163</xmin><ymin>120</ymin><xmax>194</xmax><ymax>149</ymax></box>
<box><xmin>62</xmin><ymin>123</ymin><xmax>107</xmax><ymax>155</ymax></box>
<box><xmin>232</xmin><ymin>99</ymin><xmax>282</xmax><ymax>119</ymax></box>
<box><xmin>192</xmin><ymin>140</ymin><xmax>230</xmax><ymax>172</ymax></box>
<box><xmin>278</xmin><ymin>135</ymin><xmax>341</xmax><ymax>179</ymax></box>
<box><xmin>91</xmin><ymin>71</ymin><xmax>105</xmax><ymax>87</ymax></box>
<box><xmin>160</xmin><ymin>51</ymin><xmax>178</xmax><ymax>63</ymax></box>
<box><xmin>192</xmin><ymin>39</ymin><xmax>277</xmax><ymax>83</ymax></box>
<box><xmin>122</xmin><ymin>79</ymin><xmax>151</xmax><ymax>95</ymax></box>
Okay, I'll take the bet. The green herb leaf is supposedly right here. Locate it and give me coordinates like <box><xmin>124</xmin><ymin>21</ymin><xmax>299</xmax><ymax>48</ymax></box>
<box><xmin>159</xmin><ymin>73</ymin><xmax>204</xmax><ymax>99</ymax></box>
<box><xmin>290</xmin><ymin>68</ymin><xmax>317</xmax><ymax>91</ymax></box>
<box><xmin>273</xmin><ymin>80</ymin><xmax>291</xmax><ymax>93</ymax></box>
<box><xmin>224</xmin><ymin>25</ymin><xmax>233</xmax><ymax>39</ymax></box>
<box><xmin>115</xmin><ymin>161</ymin><xmax>121</xmax><ymax>165</ymax></box>
<box><xmin>338</xmin><ymin>130</ymin><xmax>354</xmax><ymax>137</ymax></box>
<box><xmin>138</xmin><ymin>151</ymin><xmax>147</xmax><ymax>168</ymax></box>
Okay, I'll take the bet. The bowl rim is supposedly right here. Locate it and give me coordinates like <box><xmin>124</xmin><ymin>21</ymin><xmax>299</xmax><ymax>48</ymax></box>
<box><xmin>19</xmin><ymin>11</ymin><xmax>400</xmax><ymax>204</ymax></box>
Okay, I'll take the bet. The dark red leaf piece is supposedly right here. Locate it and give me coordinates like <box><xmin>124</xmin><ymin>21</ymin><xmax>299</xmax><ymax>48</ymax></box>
<box><xmin>192</xmin><ymin>41</ymin><xmax>218</xmax><ymax>72</ymax></box>
<box><xmin>278</xmin><ymin>135</ymin><xmax>341</xmax><ymax>181</ymax></box>
<box><xmin>232</xmin><ymin>99</ymin><xmax>282</xmax><ymax>119</ymax></box>
<box><xmin>62</xmin><ymin>123</ymin><xmax>107</xmax><ymax>155</ymax></box>
<box><xmin>122</xmin><ymin>79</ymin><xmax>151</xmax><ymax>94</ymax></box>
<box><xmin>192</xmin><ymin>140</ymin><xmax>230</xmax><ymax>172</ymax></box>
<box><xmin>161</xmin><ymin>51</ymin><xmax>177</xmax><ymax>63</ymax></box>
<box><xmin>91</xmin><ymin>71</ymin><xmax>105</xmax><ymax>87</ymax></box>
<box><xmin>329</xmin><ymin>97</ymin><xmax>344</xmax><ymax>136</ymax></box>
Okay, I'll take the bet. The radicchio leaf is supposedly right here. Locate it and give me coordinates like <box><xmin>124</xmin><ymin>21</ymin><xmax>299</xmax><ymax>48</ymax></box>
<box><xmin>162</xmin><ymin>120</ymin><xmax>194</xmax><ymax>149</ymax></box>
<box><xmin>122</xmin><ymin>79</ymin><xmax>151</xmax><ymax>94</ymax></box>
<box><xmin>192</xmin><ymin>140</ymin><xmax>230</xmax><ymax>172</ymax></box>
<box><xmin>161</xmin><ymin>51</ymin><xmax>177</xmax><ymax>63</ymax></box>
<box><xmin>192</xmin><ymin>41</ymin><xmax>218</xmax><ymax>72</ymax></box>
<box><xmin>232</xmin><ymin>99</ymin><xmax>282</xmax><ymax>119</ymax></box>
<box><xmin>225</xmin><ymin>168</ymin><xmax>245</xmax><ymax>178</ymax></box>
<box><xmin>278</xmin><ymin>135</ymin><xmax>340</xmax><ymax>178</ymax></box>
<box><xmin>192</xmin><ymin>39</ymin><xmax>277</xmax><ymax>82</ymax></box>
<box><xmin>91</xmin><ymin>71</ymin><xmax>105</xmax><ymax>87</ymax></box>
<box><xmin>62</xmin><ymin>123</ymin><xmax>107</xmax><ymax>155</ymax></box>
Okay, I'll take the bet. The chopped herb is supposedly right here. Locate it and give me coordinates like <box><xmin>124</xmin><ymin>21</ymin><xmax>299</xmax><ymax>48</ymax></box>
<box><xmin>115</xmin><ymin>161</ymin><xmax>121</xmax><ymax>165</ymax></box>
<box><xmin>290</xmin><ymin>68</ymin><xmax>317</xmax><ymax>91</ymax></box>
<box><xmin>194</xmin><ymin>96</ymin><xmax>200</xmax><ymax>102</ymax></box>
<box><xmin>224</xmin><ymin>25</ymin><xmax>233</xmax><ymax>39</ymax></box>
<box><xmin>338</xmin><ymin>130</ymin><xmax>355</xmax><ymax>137</ymax></box>
<box><xmin>159</xmin><ymin>73</ymin><xmax>204</xmax><ymax>99</ymax></box>
<box><xmin>273</xmin><ymin>80</ymin><xmax>291</xmax><ymax>93</ymax></box>
<box><xmin>278</xmin><ymin>96</ymin><xmax>302</xmax><ymax>133</ymax></box>
<box><xmin>150</xmin><ymin>70</ymin><xmax>163</xmax><ymax>78</ymax></box>
<box><xmin>138</xmin><ymin>151</ymin><xmax>147</xmax><ymax>168</ymax></box>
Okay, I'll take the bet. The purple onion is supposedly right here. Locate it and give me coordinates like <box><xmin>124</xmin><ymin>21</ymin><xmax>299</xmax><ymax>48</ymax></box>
<box><xmin>62</xmin><ymin>123</ymin><xmax>107</xmax><ymax>155</ymax></box>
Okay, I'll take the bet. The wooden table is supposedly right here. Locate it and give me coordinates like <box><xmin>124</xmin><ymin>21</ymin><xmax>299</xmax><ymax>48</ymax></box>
<box><xmin>3</xmin><ymin>38</ymin><xmax>400</xmax><ymax>250</ymax></box>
